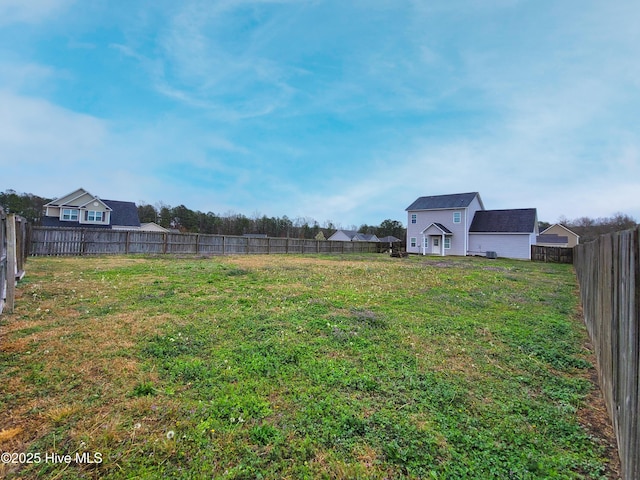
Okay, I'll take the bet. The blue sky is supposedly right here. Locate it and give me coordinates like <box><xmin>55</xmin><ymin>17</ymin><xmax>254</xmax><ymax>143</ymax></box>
<box><xmin>1</xmin><ymin>0</ymin><xmax>639</xmax><ymax>228</ymax></box>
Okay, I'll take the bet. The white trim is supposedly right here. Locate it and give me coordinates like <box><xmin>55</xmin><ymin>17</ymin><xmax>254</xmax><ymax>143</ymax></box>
<box><xmin>464</xmin><ymin>207</ymin><xmax>468</xmax><ymax>255</ymax></box>
<box><xmin>61</xmin><ymin>208</ymin><xmax>79</xmax><ymax>221</ymax></box>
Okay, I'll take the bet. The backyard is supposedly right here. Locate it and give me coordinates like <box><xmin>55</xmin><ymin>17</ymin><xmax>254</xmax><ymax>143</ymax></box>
<box><xmin>0</xmin><ymin>254</ymin><xmax>618</xmax><ymax>479</ymax></box>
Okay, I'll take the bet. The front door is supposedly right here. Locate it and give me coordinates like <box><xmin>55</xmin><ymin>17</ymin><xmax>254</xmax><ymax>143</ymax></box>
<box><xmin>432</xmin><ymin>237</ymin><xmax>441</xmax><ymax>255</ymax></box>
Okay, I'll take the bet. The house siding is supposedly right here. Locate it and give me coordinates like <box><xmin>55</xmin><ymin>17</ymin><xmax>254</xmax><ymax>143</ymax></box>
<box><xmin>406</xmin><ymin>194</ymin><xmax>484</xmax><ymax>256</ymax></box>
<box><xmin>541</xmin><ymin>224</ymin><xmax>579</xmax><ymax>247</ymax></box>
<box><xmin>468</xmin><ymin>233</ymin><xmax>533</xmax><ymax>260</ymax></box>
<box><xmin>407</xmin><ymin>208</ymin><xmax>468</xmax><ymax>255</ymax></box>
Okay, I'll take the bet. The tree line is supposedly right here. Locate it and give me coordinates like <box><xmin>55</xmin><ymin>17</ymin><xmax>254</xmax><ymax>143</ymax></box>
<box><xmin>2</xmin><ymin>189</ymin><xmax>635</xmax><ymax>243</ymax></box>
<box><xmin>0</xmin><ymin>189</ymin><xmax>405</xmax><ymax>240</ymax></box>
<box><xmin>138</xmin><ymin>202</ymin><xmax>406</xmax><ymax>239</ymax></box>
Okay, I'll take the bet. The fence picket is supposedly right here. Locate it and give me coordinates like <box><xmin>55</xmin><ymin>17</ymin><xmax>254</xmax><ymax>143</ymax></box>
<box><xmin>574</xmin><ymin>227</ymin><xmax>639</xmax><ymax>479</ymax></box>
<box><xmin>29</xmin><ymin>227</ymin><xmax>380</xmax><ymax>257</ymax></box>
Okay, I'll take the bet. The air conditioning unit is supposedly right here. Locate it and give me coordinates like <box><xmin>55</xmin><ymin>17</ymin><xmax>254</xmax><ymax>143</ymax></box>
<box><xmin>486</xmin><ymin>251</ymin><xmax>498</xmax><ymax>259</ymax></box>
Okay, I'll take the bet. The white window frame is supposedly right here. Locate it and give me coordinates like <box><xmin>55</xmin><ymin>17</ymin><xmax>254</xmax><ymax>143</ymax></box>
<box><xmin>444</xmin><ymin>237</ymin><xmax>451</xmax><ymax>249</ymax></box>
<box><xmin>424</xmin><ymin>237</ymin><xmax>429</xmax><ymax>248</ymax></box>
<box><xmin>411</xmin><ymin>214</ymin><xmax>417</xmax><ymax>224</ymax></box>
<box><xmin>453</xmin><ymin>212</ymin><xmax>461</xmax><ymax>223</ymax></box>
<box><xmin>87</xmin><ymin>210</ymin><xmax>104</xmax><ymax>222</ymax></box>
<box><xmin>62</xmin><ymin>208</ymin><xmax>79</xmax><ymax>221</ymax></box>
<box><xmin>410</xmin><ymin>237</ymin><xmax>417</xmax><ymax>248</ymax></box>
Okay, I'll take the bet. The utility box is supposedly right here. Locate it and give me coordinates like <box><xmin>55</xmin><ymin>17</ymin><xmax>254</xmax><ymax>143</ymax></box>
<box><xmin>486</xmin><ymin>251</ymin><xmax>498</xmax><ymax>259</ymax></box>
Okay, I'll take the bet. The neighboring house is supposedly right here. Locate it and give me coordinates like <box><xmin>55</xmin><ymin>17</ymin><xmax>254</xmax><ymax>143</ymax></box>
<box><xmin>328</xmin><ymin>230</ymin><xmax>380</xmax><ymax>242</ymax></box>
<box><xmin>536</xmin><ymin>234</ymin><xmax>570</xmax><ymax>247</ymax></box>
<box><xmin>539</xmin><ymin>224</ymin><xmax>579</xmax><ymax>247</ymax></box>
<box><xmin>42</xmin><ymin>188</ymin><xmax>141</xmax><ymax>230</ymax></box>
<box><xmin>378</xmin><ymin>236</ymin><xmax>402</xmax><ymax>244</ymax></box>
<box><xmin>139</xmin><ymin>222</ymin><xmax>169</xmax><ymax>233</ymax></box>
<box><xmin>406</xmin><ymin>192</ymin><xmax>538</xmax><ymax>260</ymax></box>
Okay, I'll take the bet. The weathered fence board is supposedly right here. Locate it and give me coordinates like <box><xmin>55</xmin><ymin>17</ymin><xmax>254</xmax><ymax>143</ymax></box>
<box><xmin>531</xmin><ymin>245</ymin><xmax>574</xmax><ymax>263</ymax></box>
<box><xmin>0</xmin><ymin>210</ymin><xmax>29</xmax><ymax>315</ymax></box>
<box><xmin>574</xmin><ymin>227</ymin><xmax>640</xmax><ymax>479</ymax></box>
<box><xmin>29</xmin><ymin>227</ymin><xmax>380</xmax><ymax>257</ymax></box>
<box><xmin>0</xmin><ymin>207</ymin><xmax>6</xmax><ymax>314</ymax></box>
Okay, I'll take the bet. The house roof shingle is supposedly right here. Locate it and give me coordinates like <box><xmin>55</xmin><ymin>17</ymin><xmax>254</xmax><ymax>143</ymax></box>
<box><xmin>330</xmin><ymin>230</ymin><xmax>379</xmax><ymax>242</ymax></box>
<box><xmin>102</xmin><ymin>199</ymin><xmax>141</xmax><ymax>227</ymax></box>
<box><xmin>469</xmin><ymin>208</ymin><xmax>537</xmax><ymax>233</ymax></box>
<box><xmin>536</xmin><ymin>234</ymin><xmax>569</xmax><ymax>244</ymax></box>
<box><xmin>406</xmin><ymin>192</ymin><xmax>481</xmax><ymax>211</ymax></box>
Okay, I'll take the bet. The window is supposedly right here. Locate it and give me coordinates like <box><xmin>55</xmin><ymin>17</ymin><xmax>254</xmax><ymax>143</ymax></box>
<box><xmin>453</xmin><ymin>212</ymin><xmax>461</xmax><ymax>223</ymax></box>
<box><xmin>411</xmin><ymin>214</ymin><xmax>417</xmax><ymax>224</ymax></box>
<box><xmin>87</xmin><ymin>210</ymin><xmax>103</xmax><ymax>222</ymax></box>
<box><xmin>423</xmin><ymin>237</ymin><xmax>429</xmax><ymax>248</ymax></box>
<box><xmin>444</xmin><ymin>237</ymin><xmax>451</xmax><ymax>249</ymax></box>
<box><xmin>62</xmin><ymin>209</ymin><xmax>79</xmax><ymax>221</ymax></box>
<box><xmin>410</xmin><ymin>237</ymin><xmax>417</xmax><ymax>248</ymax></box>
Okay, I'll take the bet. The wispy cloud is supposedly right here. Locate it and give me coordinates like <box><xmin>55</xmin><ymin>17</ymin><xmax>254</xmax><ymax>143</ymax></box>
<box><xmin>1</xmin><ymin>0</ymin><xmax>639</xmax><ymax>226</ymax></box>
<box><xmin>0</xmin><ymin>0</ymin><xmax>75</xmax><ymax>25</ymax></box>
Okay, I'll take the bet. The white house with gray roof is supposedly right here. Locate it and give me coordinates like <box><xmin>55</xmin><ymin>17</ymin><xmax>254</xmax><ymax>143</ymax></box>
<box><xmin>406</xmin><ymin>192</ymin><xmax>538</xmax><ymax>260</ymax></box>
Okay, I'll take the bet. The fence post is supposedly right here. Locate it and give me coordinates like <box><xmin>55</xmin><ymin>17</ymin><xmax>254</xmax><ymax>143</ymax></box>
<box><xmin>5</xmin><ymin>214</ymin><xmax>16</xmax><ymax>313</ymax></box>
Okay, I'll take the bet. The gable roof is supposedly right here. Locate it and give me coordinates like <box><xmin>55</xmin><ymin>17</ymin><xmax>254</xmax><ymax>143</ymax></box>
<box><xmin>102</xmin><ymin>199</ymin><xmax>141</xmax><ymax>227</ymax></box>
<box><xmin>406</xmin><ymin>192</ymin><xmax>482</xmax><ymax>211</ymax></box>
<box><xmin>378</xmin><ymin>236</ymin><xmax>402</xmax><ymax>243</ymax></box>
<box><xmin>44</xmin><ymin>187</ymin><xmax>89</xmax><ymax>207</ymax></box>
<box><xmin>352</xmin><ymin>233</ymin><xmax>379</xmax><ymax>242</ymax></box>
<box><xmin>329</xmin><ymin>230</ymin><xmax>379</xmax><ymax>241</ymax></box>
<box><xmin>540</xmin><ymin>223</ymin><xmax>579</xmax><ymax>239</ymax></box>
<box><xmin>45</xmin><ymin>187</ymin><xmax>111</xmax><ymax>211</ymax></box>
<box><xmin>421</xmin><ymin>222</ymin><xmax>452</xmax><ymax>235</ymax></box>
<box><xmin>469</xmin><ymin>209</ymin><xmax>537</xmax><ymax>233</ymax></box>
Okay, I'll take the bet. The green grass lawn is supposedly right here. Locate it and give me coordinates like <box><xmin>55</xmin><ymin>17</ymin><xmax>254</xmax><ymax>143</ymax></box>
<box><xmin>0</xmin><ymin>254</ymin><xmax>617</xmax><ymax>479</ymax></box>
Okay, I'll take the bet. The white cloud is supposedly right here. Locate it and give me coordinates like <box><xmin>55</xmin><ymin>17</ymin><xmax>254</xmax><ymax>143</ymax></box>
<box><xmin>0</xmin><ymin>62</ymin><xmax>58</xmax><ymax>91</ymax></box>
<box><xmin>0</xmin><ymin>91</ymin><xmax>106</xmax><ymax>166</ymax></box>
<box><xmin>0</xmin><ymin>0</ymin><xmax>75</xmax><ymax>26</ymax></box>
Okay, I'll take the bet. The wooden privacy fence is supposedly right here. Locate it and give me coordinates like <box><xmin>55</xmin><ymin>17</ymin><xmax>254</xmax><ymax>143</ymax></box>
<box><xmin>1</xmin><ymin>209</ymin><xmax>29</xmax><ymax>314</ymax></box>
<box><xmin>531</xmin><ymin>245</ymin><xmax>574</xmax><ymax>263</ymax></box>
<box><xmin>574</xmin><ymin>227</ymin><xmax>639</xmax><ymax>480</ymax></box>
<box><xmin>30</xmin><ymin>227</ymin><xmax>380</xmax><ymax>256</ymax></box>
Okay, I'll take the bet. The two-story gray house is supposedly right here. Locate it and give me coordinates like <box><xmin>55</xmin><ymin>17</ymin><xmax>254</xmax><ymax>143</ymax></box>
<box><xmin>406</xmin><ymin>192</ymin><xmax>538</xmax><ymax>259</ymax></box>
<box><xmin>42</xmin><ymin>188</ymin><xmax>141</xmax><ymax>230</ymax></box>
